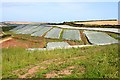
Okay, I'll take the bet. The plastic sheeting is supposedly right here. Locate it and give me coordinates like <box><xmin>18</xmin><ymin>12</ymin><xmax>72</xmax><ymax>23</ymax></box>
<box><xmin>62</xmin><ymin>30</ymin><xmax>81</xmax><ymax>40</ymax></box>
<box><xmin>46</xmin><ymin>42</ymin><xmax>70</xmax><ymax>50</ymax></box>
<box><xmin>10</xmin><ymin>25</ymin><xmax>26</xmax><ymax>31</ymax></box>
<box><xmin>19</xmin><ymin>26</ymin><xmax>38</xmax><ymax>34</ymax></box>
<box><xmin>15</xmin><ymin>25</ymin><xmax>33</xmax><ymax>33</ymax></box>
<box><xmin>31</xmin><ymin>27</ymin><xmax>52</xmax><ymax>36</ymax></box>
<box><xmin>45</xmin><ymin>28</ymin><xmax>62</xmax><ymax>39</ymax></box>
<box><xmin>23</xmin><ymin>26</ymin><xmax>44</xmax><ymax>34</ymax></box>
<box><xmin>84</xmin><ymin>31</ymin><xmax>118</xmax><ymax>45</ymax></box>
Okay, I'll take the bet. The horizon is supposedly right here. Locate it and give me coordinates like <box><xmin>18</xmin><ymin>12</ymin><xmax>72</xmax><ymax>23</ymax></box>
<box><xmin>1</xmin><ymin>19</ymin><xmax>118</xmax><ymax>23</ymax></box>
<box><xmin>1</xmin><ymin>2</ymin><xmax>118</xmax><ymax>23</ymax></box>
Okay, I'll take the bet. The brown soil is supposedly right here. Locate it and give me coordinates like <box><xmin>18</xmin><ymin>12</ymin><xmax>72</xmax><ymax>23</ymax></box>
<box><xmin>45</xmin><ymin>65</ymin><xmax>86</xmax><ymax>78</ymax></box>
<box><xmin>19</xmin><ymin>66</ymin><xmax>39</xmax><ymax>78</ymax></box>
<box><xmin>1</xmin><ymin>38</ymin><xmax>45</xmax><ymax>48</ymax></box>
<box><xmin>1</xmin><ymin>38</ymin><xmax>27</xmax><ymax>48</ymax></box>
<box><xmin>80</xmin><ymin>31</ymin><xmax>89</xmax><ymax>45</ymax></box>
<box><xmin>13</xmin><ymin>58</ymin><xmax>60</xmax><ymax>78</ymax></box>
<box><xmin>45</xmin><ymin>71</ymin><xmax>58</xmax><ymax>78</ymax></box>
<box><xmin>44</xmin><ymin>66</ymin><xmax>75</xmax><ymax>78</ymax></box>
<box><xmin>65</xmin><ymin>40</ymin><xmax>82</xmax><ymax>45</ymax></box>
<box><xmin>11</xmin><ymin>56</ymin><xmax>87</xmax><ymax>78</ymax></box>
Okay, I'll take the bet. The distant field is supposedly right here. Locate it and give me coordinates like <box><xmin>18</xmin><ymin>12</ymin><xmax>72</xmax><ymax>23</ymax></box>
<box><xmin>2</xmin><ymin>21</ymin><xmax>46</xmax><ymax>25</ymax></box>
<box><xmin>75</xmin><ymin>20</ymin><xmax>118</xmax><ymax>25</ymax></box>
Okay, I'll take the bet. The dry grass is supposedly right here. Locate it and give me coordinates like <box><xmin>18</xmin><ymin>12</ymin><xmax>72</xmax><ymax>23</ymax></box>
<box><xmin>75</xmin><ymin>21</ymin><xmax>118</xmax><ymax>25</ymax></box>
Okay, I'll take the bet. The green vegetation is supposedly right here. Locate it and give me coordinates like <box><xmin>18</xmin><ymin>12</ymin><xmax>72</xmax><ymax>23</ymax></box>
<box><xmin>2</xmin><ymin>44</ymin><xmax>118</xmax><ymax>78</ymax></box>
<box><xmin>1</xmin><ymin>26</ymin><xmax>17</xmax><ymax>32</ymax></box>
<box><xmin>106</xmin><ymin>32</ymin><xmax>120</xmax><ymax>40</ymax></box>
<box><xmin>1</xmin><ymin>34</ymin><xmax>11</xmax><ymax>39</ymax></box>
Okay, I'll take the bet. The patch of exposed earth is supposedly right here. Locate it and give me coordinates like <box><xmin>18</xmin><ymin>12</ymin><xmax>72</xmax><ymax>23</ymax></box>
<box><xmin>11</xmin><ymin>56</ymin><xmax>87</xmax><ymax>78</ymax></box>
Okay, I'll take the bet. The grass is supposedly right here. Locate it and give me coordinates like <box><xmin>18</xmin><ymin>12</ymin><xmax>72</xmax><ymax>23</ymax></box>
<box><xmin>2</xmin><ymin>44</ymin><xmax>119</xmax><ymax>78</ymax></box>
<box><xmin>106</xmin><ymin>32</ymin><xmax>120</xmax><ymax>40</ymax></box>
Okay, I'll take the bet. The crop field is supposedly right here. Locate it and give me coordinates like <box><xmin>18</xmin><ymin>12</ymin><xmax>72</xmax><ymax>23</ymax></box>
<box><xmin>84</xmin><ymin>31</ymin><xmax>118</xmax><ymax>45</ymax></box>
<box><xmin>31</xmin><ymin>26</ymin><xmax>52</xmax><ymax>37</ymax></box>
<box><xmin>16</xmin><ymin>25</ymin><xmax>40</xmax><ymax>34</ymax></box>
<box><xmin>46</xmin><ymin>42</ymin><xmax>70</xmax><ymax>50</ymax></box>
<box><xmin>20</xmin><ymin>26</ymin><xmax>38</xmax><ymax>34</ymax></box>
<box><xmin>45</xmin><ymin>28</ymin><xmax>62</xmax><ymax>39</ymax></box>
<box><xmin>15</xmin><ymin>25</ymin><xmax>33</xmax><ymax>33</ymax></box>
<box><xmin>10</xmin><ymin>25</ymin><xmax>26</xmax><ymax>31</ymax></box>
<box><xmin>24</xmin><ymin>26</ymin><xmax>44</xmax><ymax>34</ymax></box>
<box><xmin>74</xmin><ymin>20</ymin><xmax>118</xmax><ymax>25</ymax></box>
<box><xmin>62</xmin><ymin>30</ymin><xmax>81</xmax><ymax>40</ymax></box>
<box><xmin>1</xmin><ymin>23</ymin><xmax>119</xmax><ymax>78</ymax></box>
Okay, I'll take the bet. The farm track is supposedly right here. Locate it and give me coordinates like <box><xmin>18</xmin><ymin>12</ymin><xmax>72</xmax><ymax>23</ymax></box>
<box><xmin>12</xmin><ymin>56</ymin><xmax>87</xmax><ymax>78</ymax></box>
<box><xmin>0</xmin><ymin>37</ymin><xmax>12</xmax><ymax>44</ymax></box>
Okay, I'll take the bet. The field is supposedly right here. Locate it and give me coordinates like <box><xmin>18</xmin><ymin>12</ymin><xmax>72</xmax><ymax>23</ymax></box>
<box><xmin>84</xmin><ymin>31</ymin><xmax>118</xmax><ymax>45</ymax></box>
<box><xmin>1</xmin><ymin>30</ymin><xmax>85</xmax><ymax>49</ymax></box>
<box><xmin>74</xmin><ymin>20</ymin><xmax>118</xmax><ymax>25</ymax></box>
<box><xmin>1</xmin><ymin>22</ymin><xmax>119</xmax><ymax>78</ymax></box>
<box><xmin>62</xmin><ymin>30</ymin><xmax>81</xmax><ymax>40</ymax></box>
<box><xmin>45</xmin><ymin>28</ymin><xmax>62</xmax><ymax>39</ymax></box>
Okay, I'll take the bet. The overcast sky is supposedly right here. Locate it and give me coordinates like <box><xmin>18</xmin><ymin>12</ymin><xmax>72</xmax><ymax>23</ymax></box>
<box><xmin>1</xmin><ymin>2</ymin><xmax>119</xmax><ymax>22</ymax></box>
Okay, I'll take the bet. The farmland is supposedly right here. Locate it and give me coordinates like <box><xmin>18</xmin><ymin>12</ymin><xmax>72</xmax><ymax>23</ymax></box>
<box><xmin>62</xmin><ymin>30</ymin><xmax>81</xmax><ymax>40</ymax></box>
<box><xmin>1</xmin><ymin>21</ymin><xmax>119</xmax><ymax>78</ymax></box>
<box><xmin>31</xmin><ymin>26</ymin><xmax>52</xmax><ymax>37</ymax></box>
<box><xmin>83</xmin><ymin>31</ymin><xmax>118</xmax><ymax>45</ymax></box>
<box><xmin>74</xmin><ymin>20</ymin><xmax>118</xmax><ymax>25</ymax></box>
<box><xmin>45</xmin><ymin>28</ymin><xmax>62</xmax><ymax>39</ymax></box>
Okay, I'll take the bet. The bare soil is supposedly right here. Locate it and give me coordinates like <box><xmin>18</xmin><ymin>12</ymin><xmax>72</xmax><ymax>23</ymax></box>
<box><xmin>1</xmin><ymin>38</ymin><xmax>28</xmax><ymax>48</ymax></box>
<box><xmin>11</xmin><ymin>56</ymin><xmax>87</xmax><ymax>78</ymax></box>
<box><xmin>19</xmin><ymin>66</ymin><xmax>39</xmax><ymax>78</ymax></box>
<box><xmin>1</xmin><ymin>38</ymin><xmax>45</xmax><ymax>48</ymax></box>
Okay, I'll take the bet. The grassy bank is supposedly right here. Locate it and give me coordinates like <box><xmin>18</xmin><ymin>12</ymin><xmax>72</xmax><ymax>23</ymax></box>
<box><xmin>2</xmin><ymin>44</ymin><xmax>118</xmax><ymax>78</ymax></box>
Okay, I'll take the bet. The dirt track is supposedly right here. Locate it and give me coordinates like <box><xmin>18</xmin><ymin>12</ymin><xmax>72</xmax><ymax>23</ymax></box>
<box><xmin>0</xmin><ymin>37</ymin><xmax>12</xmax><ymax>44</ymax></box>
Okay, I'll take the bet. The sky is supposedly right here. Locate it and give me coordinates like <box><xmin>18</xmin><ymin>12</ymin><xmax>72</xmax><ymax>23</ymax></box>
<box><xmin>1</xmin><ymin>0</ymin><xmax>119</xmax><ymax>2</ymax></box>
<box><xmin>1</xmin><ymin>2</ymin><xmax>119</xmax><ymax>23</ymax></box>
